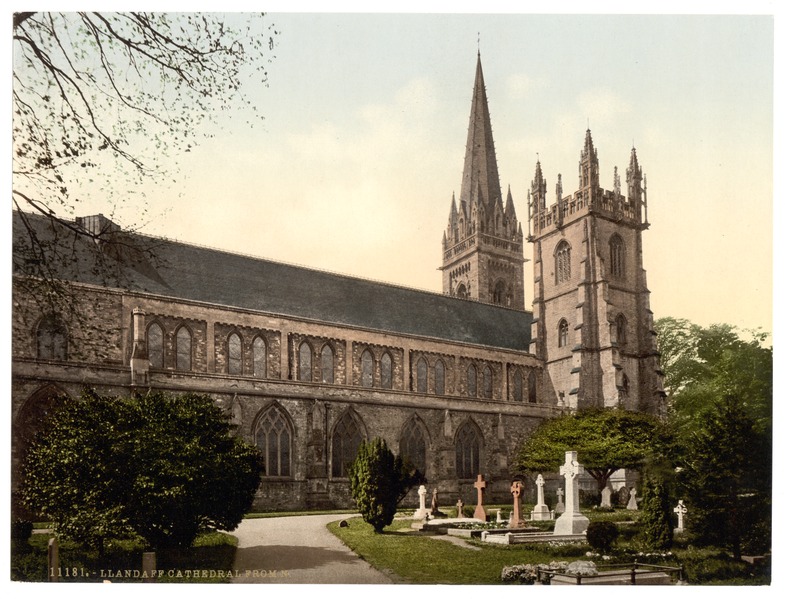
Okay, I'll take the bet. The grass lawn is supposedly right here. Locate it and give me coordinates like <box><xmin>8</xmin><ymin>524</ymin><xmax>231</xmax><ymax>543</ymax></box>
<box><xmin>328</xmin><ymin>512</ymin><xmax>771</xmax><ymax>585</ymax></box>
<box><xmin>11</xmin><ymin>530</ymin><xmax>238</xmax><ymax>583</ymax></box>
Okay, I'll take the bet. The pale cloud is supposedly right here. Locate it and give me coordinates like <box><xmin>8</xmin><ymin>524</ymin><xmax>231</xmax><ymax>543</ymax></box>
<box><xmin>576</xmin><ymin>88</ymin><xmax>631</xmax><ymax>124</ymax></box>
<box><xmin>505</xmin><ymin>73</ymin><xmax>543</xmax><ymax>100</ymax></box>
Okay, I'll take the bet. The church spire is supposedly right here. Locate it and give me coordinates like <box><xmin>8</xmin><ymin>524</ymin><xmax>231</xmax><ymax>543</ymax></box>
<box><xmin>458</xmin><ymin>53</ymin><xmax>502</xmax><ymax>213</ymax></box>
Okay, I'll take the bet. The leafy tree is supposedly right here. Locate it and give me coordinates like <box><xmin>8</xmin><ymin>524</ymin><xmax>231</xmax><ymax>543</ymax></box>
<box><xmin>514</xmin><ymin>408</ymin><xmax>661</xmax><ymax>493</ymax></box>
<box><xmin>21</xmin><ymin>390</ymin><xmax>263</xmax><ymax>552</ymax></box>
<box><xmin>348</xmin><ymin>438</ymin><xmax>423</xmax><ymax>533</ymax></box>
<box><xmin>677</xmin><ymin>394</ymin><xmax>771</xmax><ymax>559</ymax></box>
<box><xmin>12</xmin><ymin>12</ymin><xmax>278</xmax><ymax>316</ymax></box>
<box><xmin>655</xmin><ymin>318</ymin><xmax>772</xmax><ymax>558</ymax></box>
<box><xmin>638</xmin><ymin>473</ymin><xmax>673</xmax><ymax>550</ymax></box>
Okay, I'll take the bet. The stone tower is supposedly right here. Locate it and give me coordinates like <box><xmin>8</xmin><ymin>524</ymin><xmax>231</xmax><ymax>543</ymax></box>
<box><xmin>527</xmin><ymin>130</ymin><xmax>665</xmax><ymax>414</ymax></box>
<box><xmin>442</xmin><ymin>53</ymin><xmax>525</xmax><ymax>310</ymax></box>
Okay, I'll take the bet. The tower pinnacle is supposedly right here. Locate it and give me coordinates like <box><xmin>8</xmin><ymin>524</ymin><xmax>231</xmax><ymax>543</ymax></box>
<box><xmin>459</xmin><ymin>53</ymin><xmax>502</xmax><ymax>212</ymax></box>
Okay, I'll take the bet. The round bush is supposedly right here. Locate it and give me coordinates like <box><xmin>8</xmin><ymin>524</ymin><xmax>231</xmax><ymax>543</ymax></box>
<box><xmin>586</xmin><ymin>521</ymin><xmax>619</xmax><ymax>553</ymax></box>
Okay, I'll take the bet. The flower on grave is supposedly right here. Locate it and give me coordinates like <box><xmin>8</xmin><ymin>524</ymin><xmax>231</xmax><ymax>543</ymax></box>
<box><xmin>501</xmin><ymin>564</ymin><xmax>539</xmax><ymax>584</ymax></box>
<box><xmin>565</xmin><ymin>560</ymin><xmax>598</xmax><ymax>576</ymax></box>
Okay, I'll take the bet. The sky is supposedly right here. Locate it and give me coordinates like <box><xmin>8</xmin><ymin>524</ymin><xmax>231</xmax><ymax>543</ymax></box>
<box><xmin>10</xmin><ymin>3</ymin><xmax>778</xmax><ymax>335</ymax></box>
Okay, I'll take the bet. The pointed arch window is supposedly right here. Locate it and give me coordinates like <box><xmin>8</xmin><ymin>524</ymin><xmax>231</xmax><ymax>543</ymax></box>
<box><xmin>616</xmin><ymin>314</ymin><xmax>628</xmax><ymax>346</ymax></box>
<box><xmin>558</xmin><ymin>319</ymin><xmax>569</xmax><ymax>348</ymax></box>
<box><xmin>298</xmin><ymin>341</ymin><xmax>312</xmax><ymax>382</ymax></box>
<box><xmin>528</xmin><ymin>375</ymin><xmax>538</xmax><ymax>403</ymax></box>
<box><xmin>253</xmin><ymin>336</ymin><xmax>267</xmax><ymax>378</ymax></box>
<box><xmin>147</xmin><ymin>322</ymin><xmax>163</xmax><ymax>369</ymax></box>
<box><xmin>380</xmin><ymin>352</ymin><xmax>393</xmax><ymax>389</ymax></box>
<box><xmin>416</xmin><ymin>357</ymin><xmax>428</xmax><ymax>394</ymax></box>
<box><xmin>456</xmin><ymin>283</ymin><xmax>468</xmax><ymax>298</ymax></box>
<box><xmin>361</xmin><ymin>349</ymin><xmax>374</xmax><ymax>388</ymax></box>
<box><xmin>175</xmin><ymin>326</ymin><xmax>192</xmax><ymax>371</ymax></box>
<box><xmin>467</xmin><ymin>364</ymin><xmax>478</xmax><ymax>397</ymax></box>
<box><xmin>228</xmin><ymin>333</ymin><xmax>242</xmax><ymax>375</ymax></box>
<box><xmin>255</xmin><ymin>405</ymin><xmax>292</xmax><ymax>477</ymax></box>
<box><xmin>492</xmin><ymin>280</ymin><xmax>507</xmax><ymax>305</ymax></box>
<box><xmin>331</xmin><ymin>412</ymin><xmax>364</xmax><ymax>478</ymax></box>
<box><xmin>434</xmin><ymin>360</ymin><xmax>445</xmax><ymax>395</ymax></box>
<box><xmin>511</xmin><ymin>368</ymin><xmax>523</xmax><ymax>402</ymax></box>
<box><xmin>36</xmin><ymin>315</ymin><xmax>68</xmax><ymax>361</ymax></box>
<box><xmin>482</xmin><ymin>365</ymin><xmax>493</xmax><ymax>399</ymax></box>
<box><xmin>610</xmin><ymin>234</ymin><xmax>625</xmax><ymax>278</ymax></box>
<box><xmin>400</xmin><ymin>419</ymin><xmax>427</xmax><ymax>476</ymax></box>
<box><xmin>455</xmin><ymin>422</ymin><xmax>481</xmax><ymax>479</ymax></box>
<box><xmin>555</xmin><ymin>241</ymin><xmax>571</xmax><ymax>284</ymax></box>
<box><xmin>321</xmin><ymin>344</ymin><xmax>334</xmax><ymax>384</ymax></box>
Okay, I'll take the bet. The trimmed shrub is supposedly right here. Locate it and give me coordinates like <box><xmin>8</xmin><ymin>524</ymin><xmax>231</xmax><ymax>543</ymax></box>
<box><xmin>586</xmin><ymin>521</ymin><xmax>619</xmax><ymax>553</ymax></box>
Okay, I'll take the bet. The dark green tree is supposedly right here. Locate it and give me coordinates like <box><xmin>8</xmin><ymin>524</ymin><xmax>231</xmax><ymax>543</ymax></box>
<box><xmin>678</xmin><ymin>395</ymin><xmax>770</xmax><ymax>558</ymax></box>
<box><xmin>638</xmin><ymin>474</ymin><xmax>673</xmax><ymax>550</ymax></box>
<box><xmin>348</xmin><ymin>438</ymin><xmax>423</xmax><ymax>533</ymax></box>
<box><xmin>655</xmin><ymin>318</ymin><xmax>772</xmax><ymax>558</ymax></box>
<box><xmin>514</xmin><ymin>408</ymin><xmax>661</xmax><ymax>493</ymax></box>
<box><xmin>21</xmin><ymin>390</ymin><xmax>263</xmax><ymax>551</ymax></box>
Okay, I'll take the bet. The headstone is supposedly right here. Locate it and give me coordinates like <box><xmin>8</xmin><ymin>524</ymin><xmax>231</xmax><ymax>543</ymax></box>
<box><xmin>456</xmin><ymin>498</ymin><xmax>464</xmax><ymax>518</ymax></box>
<box><xmin>48</xmin><ymin>538</ymin><xmax>59</xmax><ymax>582</ymax></box>
<box><xmin>617</xmin><ymin>486</ymin><xmax>630</xmax><ymax>508</ymax></box>
<box><xmin>673</xmin><ymin>499</ymin><xmax>688</xmax><ymax>532</ymax></box>
<box><xmin>496</xmin><ymin>508</ymin><xmax>504</xmax><ymax>523</ymax></box>
<box><xmin>530</xmin><ymin>474</ymin><xmax>551</xmax><ymax>520</ymax></box>
<box><xmin>627</xmin><ymin>487</ymin><xmax>638</xmax><ymax>510</ymax></box>
<box><xmin>413</xmin><ymin>485</ymin><xmax>428</xmax><ymax>519</ymax></box>
<box><xmin>509</xmin><ymin>480</ymin><xmax>524</xmax><ymax>528</ymax></box>
<box><xmin>601</xmin><ymin>483</ymin><xmax>613</xmax><ymax>508</ymax></box>
<box><xmin>430</xmin><ymin>488</ymin><xmax>446</xmax><ymax>517</ymax></box>
<box><xmin>473</xmin><ymin>474</ymin><xmax>487</xmax><ymax>521</ymax></box>
<box><xmin>555</xmin><ymin>487</ymin><xmax>566</xmax><ymax>514</ymax></box>
<box><xmin>553</xmin><ymin>451</ymin><xmax>590</xmax><ymax>535</ymax></box>
<box><xmin>142</xmin><ymin>552</ymin><xmax>156</xmax><ymax>583</ymax></box>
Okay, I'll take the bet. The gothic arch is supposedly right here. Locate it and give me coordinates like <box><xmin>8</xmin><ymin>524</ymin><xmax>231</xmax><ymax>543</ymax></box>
<box><xmin>146</xmin><ymin>320</ymin><xmax>165</xmax><ymax>369</ymax></box>
<box><xmin>252</xmin><ymin>402</ymin><xmax>295</xmax><ymax>478</ymax></box>
<box><xmin>13</xmin><ymin>384</ymin><xmax>71</xmax><ymax>487</ymax></box>
<box><xmin>330</xmin><ymin>408</ymin><xmax>367</xmax><ymax>478</ymax></box>
<box><xmin>174</xmin><ymin>324</ymin><xmax>193</xmax><ymax>371</ymax></box>
<box><xmin>609</xmin><ymin>233</ymin><xmax>626</xmax><ymax>278</ymax></box>
<box><xmin>491</xmin><ymin>278</ymin><xmax>508</xmax><ymax>305</ymax></box>
<box><xmin>554</xmin><ymin>240</ymin><xmax>572</xmax><ymax>284</ymax></box>
<box><xmin>227</xmin><ymin>331</ymin><xmax>243</xmax><ymax>375</ymax></box>
<box><xmin>320</xmin><ymin>342</ymin><xmax>335</xmax><ymax>384</ymax></box>
<box><xmin>615</xmin><ymin>313</ymin><xmax>628</xmax><ymax>346</ymax></box>
<box><xmin>454</xmin><ymin>418</ymin><xmax>483</xmax><ymax>480</ymax></box>
<box><xmin>298</xmin><ymin>339</ymin><xmax>313</xmax><ymax>382</ymax></box>
<box><xmin>398</xmin><ymin>414</ymin><xmax>430</xmax><ymax>476</ymax></box>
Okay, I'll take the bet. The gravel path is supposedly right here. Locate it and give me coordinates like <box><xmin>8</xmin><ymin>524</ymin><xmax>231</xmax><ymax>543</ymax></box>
<box><xmin>229</xmin><ymin>514</ymin><xmax>393</xmax><ymax>584</ymax></box>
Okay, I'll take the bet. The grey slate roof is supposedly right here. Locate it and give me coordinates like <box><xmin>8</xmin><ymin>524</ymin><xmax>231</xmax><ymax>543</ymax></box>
<box><xmin>13</xmin><ymin>211</ymin><xmax>532</xmax><ymax>351</ymax></box>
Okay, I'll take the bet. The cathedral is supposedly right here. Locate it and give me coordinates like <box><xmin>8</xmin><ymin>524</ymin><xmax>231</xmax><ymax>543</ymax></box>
<box><xmin>11</xmin><ymin>54</ymin><xmax>665</xmax><ymax>510</ymax></box>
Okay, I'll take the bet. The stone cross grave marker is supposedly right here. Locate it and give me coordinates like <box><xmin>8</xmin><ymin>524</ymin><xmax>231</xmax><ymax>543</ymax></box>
<box><xmin>509</xmin><ymin>480</ymin><xmax>523</xmax><ymax>528</ymax></box>
<box><xmin>413</xmin><ymin>485</ymin><xmax>428</xmax><ymax>519</ymax></box>
<box><xmin>553</xmin><ymin>451</ymin><xmax>590</xmax><ymax>535</ymax></box>
<box><xmin>674</xmin><ymin>499</ymin><xmax>688</xmax><ymax>532</ymax></box>
<box><xmin>627</xmin><ymin>487</ymin><xmax>638</xmax><ymax>510</ymax></box>
<box><xmin>473</xmin><ymin>474</ymin><xmax>487</xmax><ymax>521</ymax></box>
<box><xmin>555</xmin><ymin>487</ymin><xmax>565</xmax><ymax>514</ymax></box>
<box><xmin>531</xmin><ymin>473</ymin><xmax>551</xmax><ymax>520</ymax></box>
<box><xmin>456</xmin><ymin>498</ymin><xmax>464</xmax><ymax>518</ymax></box>
<box><xmin>601</xmin><ymin>482</ymin><xmax>613</xmax><ymax>508</ymax></box>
